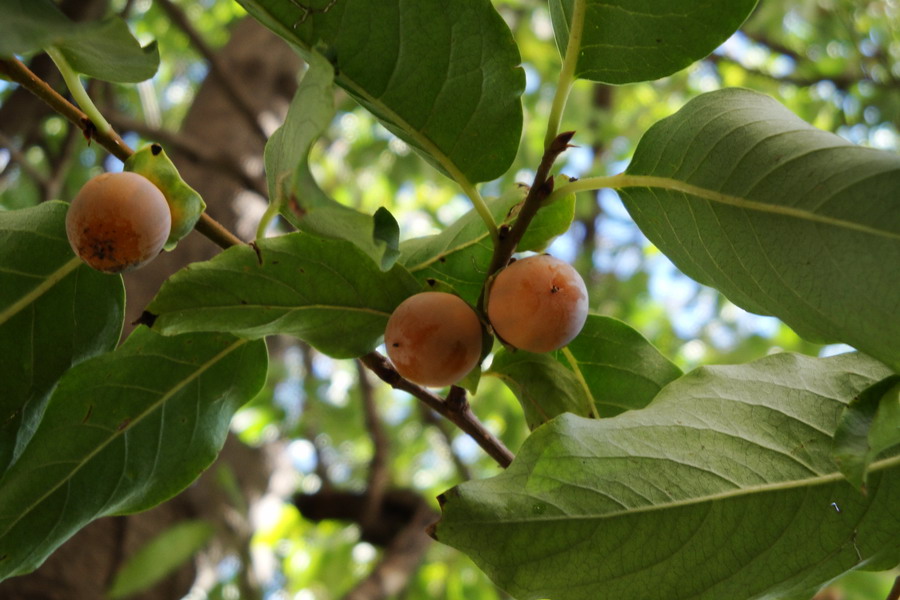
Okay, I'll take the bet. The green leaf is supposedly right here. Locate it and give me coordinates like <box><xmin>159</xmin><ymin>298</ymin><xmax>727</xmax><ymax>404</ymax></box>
<box><xmin>0</xmin><ymin>327</ymin><xmax>267</xmax><ymax>580</ymax></box>
<box><xmin>107</xmin><ymin>520</ymin><xmax>215</xmax><ymax>599</ymax></box>
<box><xmin>549</xmin><ymin>0</ymin><xmax>757</xmax><ymax>84</ymax></box>
<box><xmin>517</xmin><ymin>177</ymin><xmax>578</xmax><ymax>253</ymax></box>
<box><xmin>0</xmin><ymin>201</ymin><xmax>124</xmax><ymax>476</ymax></box>
<box><xmin>400</xmin><ymin>187</ymin><xmax>576</xmax><ymax>305</ymax></box>
<box><xmin>146</xmin><ymin>233</ymin><xmax>420</xmax><ymax>358</ymax></box>
<box><xmin>489</xmin><ymin>350</ymin><xmax>592</xmax><ymax>430</ymax></box>
<box><xmin>0</xmin><ymin>0</ymin><xmax>73</xmax><ymax>57</ymax></box>
<box><xmin>833</xmin><ymin>377</ymin><xmax>900</xmax><ymax>491</ymax></box>
<box><xmin>552</xmin><ymin>315</ymin><xmax>682</xmax><ymax>417</ymax></box>
<box><xmin>264</xmin><ymin>51</ymin><xmax>335</xmax><ymax>207</ymax></box>
<box><xmin>372</xmin><ymin>206</ymin><xmax>401</xmax><ymax>271</ymax></box>
<box><xmin>236</xmin><ymin>0</ymin><xmax>524</xmax><ymax>183</ymax></box>
<box><xmin>0</xmin><ymin>0</ymin><xmax>158</xmax><ymax>82</ymax></box>
<box><xmin>435</xmin><ymin>353</ymin><xmax>900</xmax><ymax>600</ymax></box>
<box><xmin>55</xmin><ymin>18</ymin><xmax>159</xmax><ymax>83</ymax></box>
<box><xmin>266</xmin><ymin>58</ymin><xmax>400</xmax><ymax>270</ymax></box>
<box><xmin>125</xmin><ymin>144</ymin><xmax>206</xmax><ymax>250</ymax></box>
<box><xmin>620</xmin><ymin>88</ymin><xmax>900</xmax><ymax>369</ymax></box>
<box><xmin>280</xmin><ymin>188</ymin><xmax>403</xmax><ymax>272</ymax></box>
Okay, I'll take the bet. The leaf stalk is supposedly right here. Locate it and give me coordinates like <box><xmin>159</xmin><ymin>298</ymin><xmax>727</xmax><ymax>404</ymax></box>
<box><xmin>544</xmin><ymin>0</ymin><xmax>587</xmax><ymax>149</ymax></box>
<box><xmin>44</xmin><ymin>47</ymin><xmax>114</xmax><ymax>137</ymax></box>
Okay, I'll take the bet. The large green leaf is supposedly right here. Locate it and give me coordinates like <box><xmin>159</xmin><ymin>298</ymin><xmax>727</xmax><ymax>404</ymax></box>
<box><xmin>0</xmin><ymin>0</ymin><xmax>158</xmax><ymax>82</ymax></box>
<box><xmin>435</xmin><ymin>352</ymin><xmax>900</xmax><ymax>600</ymax></box>
<box><xmin>146</xmin><ymin>233</ymin><xmax>420</xmax><ymax>358</ymax></box>
<box><xmin>0</xmin><ymin>201</ymin><xmax>124</xmax><ymax>476</ymax></box>
<box><xmin>0</xmin><ymin>327</ymin><xmax>267</xmax><ymax>579</ymax></box>
<box><xmin>55</xmin><ymin>18</ymin><xmax>159</xmax><ymax>83</ymax></box>
<box><xmin>400</xmin><ymin>186</ymin><xmax>576</xmax><ymax>305</ymax></box>
<box><xmin>620</xmin><ymin>88</ymin><xmax>900</xmax><ymax>369</ymax></box>
<box><xmin>552</xmin><ymin>315</ymin><xmax>682</xmax><ymax>417</ymax></box>
<box><xmin>236</xmin><ymin>0</ymin><xmax>524</xmax><ymax>183</ymax></box>
<box><xmin>833</xmin><ymin>377</ymin><xmax>900</xmax><ymax>491</ymax></box>
<box><xmin>548</xmin><ymin>0</ymin><xmax>757</xmax><ymax>84</ymax></box>
<box><xmin>264</xmin><ymin>51</ymin><xmax>335</xmax><ymax>208</ymax></box>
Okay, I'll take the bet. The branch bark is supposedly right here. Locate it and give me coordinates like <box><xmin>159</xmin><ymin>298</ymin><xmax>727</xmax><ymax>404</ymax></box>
<box><xmin>357</xmin><ymin>361</ymin><xmax>391</xmax><ymax>527</ymax></box>
<box><xmin>478</xmin><ymin>130</ymin><xmax>575</xmax><ymax>311</ymax></box>
<box><xmin>0</xmin><ymin>57</ymin><xmax>244</xmax><ymax>250</ymax></box>
<box><xmin>359</xmin><ymin>351</ymin><xmax>514</xmax><ymax>468</ymax></box>
<box><xmin>887</xmin><ymin>576</ymin><xmax>900</xmax><ymax>600</ymax></box>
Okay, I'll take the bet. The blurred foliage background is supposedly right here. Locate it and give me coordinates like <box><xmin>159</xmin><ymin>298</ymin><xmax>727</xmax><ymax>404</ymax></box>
<box><xmin>1</xmin><ymin>0</ymin><xmax>898</xmax><ymax>598</ymax></box>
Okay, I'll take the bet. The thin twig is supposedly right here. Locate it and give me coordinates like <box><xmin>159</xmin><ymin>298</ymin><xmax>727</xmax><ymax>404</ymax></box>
<box><xmin>155</xmin><ymin>0</ymin><xmax>268</xmax><ymax>141</ymax></box>
<box><xmin>356</xmin><ymin>361</ymin><xmax>390</xmax><ymax>527</ymax></box>
<box><xmin>0</xmin><ymin>57</ymin><xmax>243</xmax><ymax>249</ymax></box>
<box><xmin>0</xmin><ymin>130</ymin><xmax>50</xmax><ymax>189</ymax></box>
<box><xmin>44</xmin><ymin>122</ymin><xmax>82</xmax><ymax>201</ymax></box>
<box><xmin>478</xmin><ymin>130</ymin><xmax>575</xmax><ymax>311</ymax></box>
<box><xmin>359</xmin><ymin>351</ymin><xmax>514</xmax><ymax>468</ymax></box>
<box><xmin>299</xmin><ymin>343</ymin><xmax>334</xmax><ymax>490</ymax></box>
<box><xmin>886</xmin><ymin>576</ymin><xmax>900</xmax><ymax>600</ymax></box>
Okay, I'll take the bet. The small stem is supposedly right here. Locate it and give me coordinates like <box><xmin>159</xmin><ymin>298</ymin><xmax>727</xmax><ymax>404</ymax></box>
<box><xmin>45</xmin><ymin>47</ymin><xmax>114</xmax><ymax>136</ymax></box>
<box><xmin>195</xmin><ymin>212</ymin><xmax>244</xmax><ymax>248</ymax></box>
<box><xmin>356</xmin><ymin>361</ymin><xmax>390</xmax><ymax>528</ymax></box>
<box><xmin>544</xmin><ymin>0</ymin><xmax>587</xmax><ymax>149</ymax></box>
<box><xmin>886</xmin><ymin>576</ymin><xmax>900</xmax><ymax>600</ymax></box>
<box><xmin>546</xmin><ymin>173</ymin><xmax>623</xmax><ymax>204</ymax></box>
<box><xmin>359</xmin><ymin>351</ymin><xmax>514</xmax><ymax>468</ymax></box>
<box><xmin>459</xmin><ymin>176</ymin><xmax>499</xmax><ymax>245</ymax></box>
<box><xmin>478</xmin><ymin>131</ymin><xmax>575</xmax><ymax>311</ymax></box>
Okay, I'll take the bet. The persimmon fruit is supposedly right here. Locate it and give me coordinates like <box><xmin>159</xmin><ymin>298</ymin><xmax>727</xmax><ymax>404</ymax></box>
<box><xmin>385</xmin><ymin>292</ymin><xmax>483</xmax><ymax>387</ymax></box>
<box><xmin>66</xmin><ymin>171</ymin><xmax>171</xmax><ymax>273</ymax></box>
<box><xmin>487</xmin><ymin>254</ymin><xmax>588</xmax><ymax>353</ymax></box>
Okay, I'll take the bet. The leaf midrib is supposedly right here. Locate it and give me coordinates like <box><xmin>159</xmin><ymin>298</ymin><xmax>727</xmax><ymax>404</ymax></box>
<box><xmin>616</xmin><ymin>174</ymin><xmax>900</xmax><ymax>241</ymax></box>
<box><xmin>0</xmin><ymin>256</ymin><xmax>82</xmax><ymax>327</ymax></box>
<box><xmin>0</xmin><ymin>338</ymin><xmax>248</xmax><ymax>538</ymax></box>
<box><xmin>238</xmin><ymin>1</ymin><xmax>478</xmax><ymax>195</ymax></box>
<box><xmin>457</xmin><ymin>453</ymin><xmax>900</xmax><ymax>526</ymax></box>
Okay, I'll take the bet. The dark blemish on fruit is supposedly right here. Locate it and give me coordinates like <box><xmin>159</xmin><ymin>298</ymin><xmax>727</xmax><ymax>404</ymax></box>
<box><xmin>550</xmin><ymin>286</ymin><xmax>560</xmax><ymax>294</ymax></box>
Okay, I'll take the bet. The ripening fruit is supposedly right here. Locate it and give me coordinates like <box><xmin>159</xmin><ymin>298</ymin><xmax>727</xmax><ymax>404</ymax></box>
<box><xmin>385</xmin><ymin>292</ymin><xmax>483</xmax><ymax>387</ymax></box>
<box><xmin>487</xmin><ymin>254</ymin><xmax>588</xmax><ymax>353</ymax></box>
<box><xmin>66</xmin><ymin>171</ymin><xmax>172</xmax><ymax>273</ymax></box>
